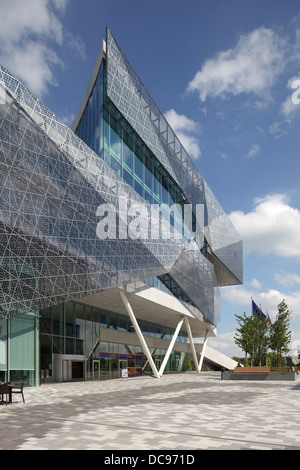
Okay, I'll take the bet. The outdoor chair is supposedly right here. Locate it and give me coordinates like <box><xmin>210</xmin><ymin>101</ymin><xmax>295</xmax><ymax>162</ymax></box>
<box><xmin>10</xmin><ymin>382</ymin><xmax>25</xmax><ymax>404</ymax></box>
<box><xmin>0</xmin><ymin>383</ymin><xmax>10</xmax><ymax>405</ymax></box>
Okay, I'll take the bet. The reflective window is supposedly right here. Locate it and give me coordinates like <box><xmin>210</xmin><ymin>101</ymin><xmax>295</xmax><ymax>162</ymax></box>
<box><xmin>74</xmin><ymin>62</ymin><xmax>194</xmax><ymax>240</ymax></box>
<box><xmin>123</xmin><ymin>143</ymin><xmax>133</xmax><ymax>174</ymax></box>
<box><xmin>134</xmin><ymin>154</ymin><xmax>143</xmax><ymax>183</ymax></box>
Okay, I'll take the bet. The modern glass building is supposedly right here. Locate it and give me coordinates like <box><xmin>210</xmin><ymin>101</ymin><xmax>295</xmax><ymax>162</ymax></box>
<box><xmin>0</xmin><ymin>29</ymin><xmax>242</xmax><ymax>386</ymax></box>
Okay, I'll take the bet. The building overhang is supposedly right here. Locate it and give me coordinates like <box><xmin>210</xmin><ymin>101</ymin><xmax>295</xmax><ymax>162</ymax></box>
<box><xmin>75</xmin><ymin>284</ymin><xmax>216</xmax><ymax>339</ymax></box>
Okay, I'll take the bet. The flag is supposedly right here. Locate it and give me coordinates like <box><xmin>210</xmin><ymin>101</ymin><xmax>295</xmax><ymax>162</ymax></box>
<box><xmin>252</xmin><ymin>299</ymin><xmax>266</xmax><ymax>318</ymax></box>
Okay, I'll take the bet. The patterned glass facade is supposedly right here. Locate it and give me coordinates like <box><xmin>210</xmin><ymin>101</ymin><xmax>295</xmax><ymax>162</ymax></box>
<box><xmin>0</xmin><ymin>29</ymin><xmax>242</xmax><ymax>383</ymax></box>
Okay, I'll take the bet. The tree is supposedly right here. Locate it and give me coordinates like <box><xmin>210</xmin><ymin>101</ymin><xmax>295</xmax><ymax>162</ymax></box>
<box><xmin>234</xmin><ymin>312</ymin><xmax>270</xmax><ymax>366</ymax></box>
<box><xmin>234</xmin><ymin>312</ymin><xmax>253</xmax><ymax>365</ymax></box>
<box><xmin>269</xmin><ymin>299</ymin><xmax>292</xmax><ymax>367</ymax></box>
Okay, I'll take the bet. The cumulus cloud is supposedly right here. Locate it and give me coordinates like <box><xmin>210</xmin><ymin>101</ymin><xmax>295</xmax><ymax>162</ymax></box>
<box><xmin>229</xmin><ymin>194</ymin><xmax>300</xmax><ymax>258</ymax></box>
<box><xmin>187</xmin><ymin>27</ymin><xmax>288</xmax><ymax>102</ymax></box>
<box><xmin>222</xmin><ymin>284</ymin><xmax>300</xmax><ymax>319</ymax></box>
<box><xmin>164</xmin><ymin>109</ymin><xmax>201</xmax><ymax>159</ymax></box>
<box><xmin>0</xmin><ymin>0</ymin><xmax>85</xmax><ymax>97</ymax></box>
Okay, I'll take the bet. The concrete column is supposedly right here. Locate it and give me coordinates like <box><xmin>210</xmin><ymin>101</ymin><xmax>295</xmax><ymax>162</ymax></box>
<box><xmin>198</xmin><ymin>330</ymin><xmax>209</xmax><ymax>372</ymax></box>
<box><xmin>184</xmin><ymin>317</ymin><xmax>200</xmax><ymax>374</ymax></box>
<box><xmin>158</xmin><ymin>317</ymin><xmax>184</xmax><ymax>377</ymax></box>
<box><xmin>119</xmin><ymin>291</ymin><xmax>160</xmax><ymax>379</ymax></box>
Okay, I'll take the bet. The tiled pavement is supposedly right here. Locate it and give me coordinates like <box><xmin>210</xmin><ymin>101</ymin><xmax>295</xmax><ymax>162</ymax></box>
<box><xmin>1</xmin><ymin>372</ymin><xmax>300</xmax><ymax>450</ymax></box>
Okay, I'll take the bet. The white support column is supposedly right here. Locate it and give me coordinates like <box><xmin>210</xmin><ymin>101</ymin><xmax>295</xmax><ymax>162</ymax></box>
<box><xmin>184</xmin><ymin>317</ymin><xmax>200</xmax><ymax>374</ymax></box>
<box><xmin>142</xmin><ymin>349</ymin><xmax>156</xmax><ymax>371</ymax></box>
<box><xmin>119</xmin><ymin>291</ymin><xmax>160</xmax><ymax>379</ymax></box>
<box><xmin>198</xmin><ymin>330</ymin><xmax>209</xmax><ymax>372</ymax></box>
<box><xmin>158</xmin><ymin>317</ymin><xmax>184</xmax><ymax>377</ymax></box>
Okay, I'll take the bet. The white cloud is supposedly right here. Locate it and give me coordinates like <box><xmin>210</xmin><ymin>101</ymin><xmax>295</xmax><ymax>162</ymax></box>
<box><xmin>210</xmin><ymin>331</ymin><xmax>241</xmax><ymax>357</ymax></box>
<box><xmin>164</xmin><ymin>109</ymin><xmax>201</xmax><ymax>159</ymax></box>
<box><xmin>269</xmin><ymin>119</ymin><xmax>291</xmax><ymax>139</ymax></box>
<box><xmin>229</xmin><ymin>193</ymin><xmax>300</xmax><ymax>258</ymax></box>
<box><xmin>0</xmin><ymin>0</ymin><xmax>85</xmax><ymax>97</ymax></box>
<box><xmin>222</xmin><ymin>284</ymin><xmax>300</xmax><ymax>319</ymax></box>
<box><xmin>245</xmin><ymin>144</ymin><xmax>260</xmax><ymax>159</ymax></box>
<box><xmin>51</xmin><ymin>0</ymin><xmax>70</xmax><ymax>12</ymax></box>
<box><xmin>274</xmin><ymin>272</ymin><xmax>300</xmax><ymax>287</ymax></box>
<box><xmin>250</xmin><ymin>278</ymin><xmax>262</xmax><ymax>289</ymax></box>
<box><xmin>222</xmin><ymin>285</ymin><xmax>254</xmax><ymax>307</ymax></box>
<box><xmin>187</xmin><ymin>27</ymin><xmax>288</xmax><ymax>102</ymax></box>
<box><xmin>0</xmin><ymin>0</ymin><xmax>64</xmax><ymax>44</ymax></box>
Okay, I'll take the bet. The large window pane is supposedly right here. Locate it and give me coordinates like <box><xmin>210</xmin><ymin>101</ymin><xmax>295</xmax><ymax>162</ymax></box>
<box><xmin>53</xmin><ymin>336</ymin><xmax>63</xmax><ymax>354</ymax></box>
<box><xmin>110</xmin><ymin>126</ymin><xmax>121</xmax><ymax>161</ymax></box>
<box><xmin>134</xmin><ymin>154</ymin><xmax>144</xmax><ymax>183</ymax></box>
<box><xmin>65</xmin><ymin>302</ymin><xmax>75</xmax><ymax>337</ymax></box>
<box><xmin>154</xmin><ymin>169</ymin><xmax>161</xmax><ymax>202</ymax></box>
<box><xmin>10</xmin><ymin>315</ymin><xmax>35</xmax><ymax>384</ymax></box>
<box><xmin>134</xmin><ymin>181</ymin><xmax>144</xmax><ymax>198</ymax></box>
<box><xmin>110</xmin><ymin>155</ymin><xmax>122</xmax><ymax>177</ymax></box>
<box><xmin>53</xmin><ymin>304</ymin><xmax>63</xmax><ymax>336</ymax></box>
<box><xmin>123</xmin><ymin>144</ymin><xmax>133</xmax><ymax>173</ymax></box>
<box><xmin>40</xmin><ymin>307</ymin><xmax>52</xmax><ymax>334</ymax></box>
<box><xmin>104</xmin><ymin>119</ymin><xmax>109</xmax><ymax>151</ymax></box>
<box><xmin>145</xmin><ymin>165</ymin><xmax>153</xmax><ymax>194</ymax></box>
<box><xmin>66</xmin><ymin>338</ymin><xmax>74</xmax><ymax>354</ymax></box>
<box><xmin>123</xmin><ymin>169</ymin><xmax>133</xmax><ymax>187</ymax></box>
<box><xmin>100</xmin><ymin>311</ymin><xmax>108</xmax><ymax>328</ymax></box>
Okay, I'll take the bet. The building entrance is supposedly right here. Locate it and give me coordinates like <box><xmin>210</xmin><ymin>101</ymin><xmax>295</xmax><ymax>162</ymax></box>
<box><xmin>93</xmin><ymin>360</ymin><xmax>100</xmax><ymax>380</ymax></box>
<box><xmin>62</xmin><ymin>360</ymin><xmax>84</xmax><ymax>381</ymax></box>
<box><xmin>53</xmin><ymin>354</ymin><xmax>86</xmax><ymax>382</ymax></box>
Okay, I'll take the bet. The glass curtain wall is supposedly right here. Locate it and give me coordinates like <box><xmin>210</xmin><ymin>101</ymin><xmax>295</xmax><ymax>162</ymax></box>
<box><xmin>74</xmin><ymin>61</ymin><xmax>202</xmax><ymax>307</ymax></box>
<box><xmin>99</xmin><ymin>341</ymin><xmax>187</xmax><ymax>380</ymax></box>
<box><xmin>74</xmin><ymin>63</ymin><xmax>200</xmax><ymax>236</ymax></box>
<box><xmin>40</xmin><ymin>301</ymin><xmax>188</xmax><ymax>381</ymax></box>
<box><xmin>0</xmin><ymin>314</ymin><xmax>39</xmax><ymax>386</ymax></box>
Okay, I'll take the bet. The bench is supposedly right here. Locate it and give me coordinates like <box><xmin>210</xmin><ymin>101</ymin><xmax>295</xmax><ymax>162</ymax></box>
<box><xmin>233</xmin><ymin>366</ymin><xmax>271</xmax><ymax>375</ymax></box>
<box><xmin>270</xmin><ymin>367</ymin><xmax>298</xmax><ymax>374</ymax></box>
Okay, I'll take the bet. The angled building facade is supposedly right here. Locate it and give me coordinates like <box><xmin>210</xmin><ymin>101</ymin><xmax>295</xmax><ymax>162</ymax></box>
<box><xmin>0</xmin><ymin>30</ymin><xmax>242</xmax><ymax>386</ymax></box>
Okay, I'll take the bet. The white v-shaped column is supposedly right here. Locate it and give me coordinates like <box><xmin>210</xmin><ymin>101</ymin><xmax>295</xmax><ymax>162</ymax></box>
<box><xmin>119</xmin><ymin>291</ymin><xmax>160</xmax><ymax>379</ymax></box>
<box><xmin>158</xmin><ymin>317</ymin><xmax>185</xmax><ymax>377</ymax></box>
<box><xmin>198</xmin><ymin>329</ymin><xmax>209</xmax><ymax>372</ymax></box>
<box><xmin>184</xmin><ymin>317</ymin><xmax>201</xmax><ymax>374</ymax></box>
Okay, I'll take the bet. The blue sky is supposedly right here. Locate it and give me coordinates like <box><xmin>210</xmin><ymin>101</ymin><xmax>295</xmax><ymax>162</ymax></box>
<box><xmin>1</xmin><ymin>0</ymin><xmax>300</xmax><ymax>358</ymax></box>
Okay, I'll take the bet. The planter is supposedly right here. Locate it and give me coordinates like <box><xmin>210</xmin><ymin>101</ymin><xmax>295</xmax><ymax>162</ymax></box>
<box><xmin>222</xmin><ymin>371</ymin><xmax>297</xmax><ymax>381</ymax></box>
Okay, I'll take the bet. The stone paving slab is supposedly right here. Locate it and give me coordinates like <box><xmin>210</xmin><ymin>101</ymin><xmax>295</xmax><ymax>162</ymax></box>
<box><xmin>0</xmin><ymin>372</ymin><xmax>300</xmax><ymax>451</ymax></box>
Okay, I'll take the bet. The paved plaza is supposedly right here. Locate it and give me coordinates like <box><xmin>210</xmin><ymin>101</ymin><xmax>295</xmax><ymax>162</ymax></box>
<box><xmin>0</xmin><ymin>372</ymin><xmax>300</xmax><ymax>451</ymax></box>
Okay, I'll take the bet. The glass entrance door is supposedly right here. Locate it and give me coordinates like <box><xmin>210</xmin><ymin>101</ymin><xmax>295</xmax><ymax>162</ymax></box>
<box><xmin>93</xmin><ymin>360</ymin><xmax>100</xmax><ymax>380</ymax></box>
<box><xmin>72</xmin><ymin>361</ymin><xmax>84</xmax><ymax>380</ymax></box>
